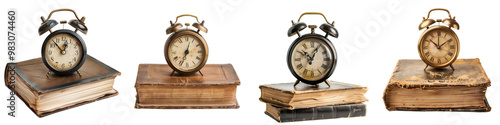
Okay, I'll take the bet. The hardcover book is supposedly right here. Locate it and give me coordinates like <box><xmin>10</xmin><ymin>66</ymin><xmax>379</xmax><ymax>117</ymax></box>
<box><xmin>135</xmin><ymin>64</ymin><xmax>240</xmax><ymax>109</ymax></box>
<box><xmin>383</xmin><ymin>58</ymin><xmax>491</xmax><ymax>112</ymax></box>
<box><xmin>259</xmin><ymin>81</ymin><xmax>368</xmax><ymax>109</ymax></box>
<box><xmin>4</xmin><ymin>55</ymin><xmax>121</xmax><ymax>117</ymax></box>
<box><xmin>265</xmin><ymin>103</ymin><xmax>366</xmax><ymax>122</ymax></box>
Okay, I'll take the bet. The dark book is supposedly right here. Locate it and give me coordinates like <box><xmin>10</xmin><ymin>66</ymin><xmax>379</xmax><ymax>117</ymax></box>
<box><xmin>265</xmin><ymin>103</ymin><xmax>366</xmax><ymax>122</ymax></box>
<box><xmin>259</xmin><ymin>81</ymin><xmax>367</xmax><ymax>109</ymax></box>
<box><xmin>383</xmin><ymin>58</ymin><xmax>491</xmax><ymax>112</ymax></box>
<box><xmin>135</xmin><ymin>64</ymin><xmax>240</xmax><ymax>109</ymax></box>
<box><xmin>4</xmin><ymin>55</ymin><xmax>121</xmax><ymax>117</ymax></box>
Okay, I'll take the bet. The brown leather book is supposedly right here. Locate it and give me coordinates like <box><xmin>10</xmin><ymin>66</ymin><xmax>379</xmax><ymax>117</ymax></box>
<box><xmin>383</xmin><ymin>58</ymin><xmax>491</xmax><ymax>112</ymax></box>
<box><xmin>259</xmin><ymin>81</ymin><xmax>368</xmax><ymax>109</ymax></box>
<box><xmin>4</xmin><ymin>55</ymin><xmax>121</xmax><ymax>117</ymax></box>
<box><xmin>134</xmin><ymin>64</ymin><xmax>240</xmax><ymax>109</ymax></box>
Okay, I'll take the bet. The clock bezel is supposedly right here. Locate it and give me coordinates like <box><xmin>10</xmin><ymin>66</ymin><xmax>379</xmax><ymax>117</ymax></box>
<box><xmin>164</xmin><ymin>29</ymin><xmax>209</xmax><ymax>74</ymax></box>
<box><xmin>418</xmin><ymin>25</ymin><xmax>460</xmax><ymax>68</ymax></box>
<box><xmin>287</xmin><ymin>34</ymin><xmax>337</xmax><ymax>84</ymax></box>
<box><xmin>41</xmin><ymin>29</ymin><xmax>87</xmax><ymax>75</ymax></box>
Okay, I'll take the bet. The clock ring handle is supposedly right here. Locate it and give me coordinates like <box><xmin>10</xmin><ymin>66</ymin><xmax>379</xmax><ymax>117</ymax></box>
<box><xmin>297</xmin><ymin>12</ymin><xmax>334</xmax><ymax>25</ymax></box>
<box><xmin>174</xmin><ymin>14</ymin><xmax>201</xmax><ymax>24</ymax></box>
<box><xmin>41</xmin><ymin>9</ymin><xmax>85</xmax><ymax>23</ymax></box>
<box><xmin>426</xmin><ymin>8</ymin><xmax>453</xmax><ymax>19</ymax></box>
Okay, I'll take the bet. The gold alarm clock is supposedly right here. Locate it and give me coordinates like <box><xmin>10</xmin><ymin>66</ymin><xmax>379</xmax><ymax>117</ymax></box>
<box><xmin>164</xmin><ymin>14</ymin><xmax>208</xmax><ymax>75</ymax></box>
<box><xmin>38</xmin><ymin>9</ymin><xmax>88</xmax><ymax>76</ymax></box>
<box><xmin>418</xmin><ymin>8</ymin><xmax>460</xmax><ymax>70</ymax></box>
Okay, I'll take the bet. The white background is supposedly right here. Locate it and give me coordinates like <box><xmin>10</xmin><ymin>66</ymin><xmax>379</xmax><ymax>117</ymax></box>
<box><xmin>1</xmin><ymin>0</ymin><xmax>500</xmax><ymax>125</ymax></box>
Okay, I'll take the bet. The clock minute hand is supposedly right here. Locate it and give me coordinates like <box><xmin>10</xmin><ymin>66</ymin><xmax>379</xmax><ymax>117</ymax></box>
<box><xmin>438</xmin><ymin>39</ymin><xmax>450</xmax><ymax>49</ymax></box>
<box><xmin>52</xmin><ymin>41</ymin><xmax>63</xmax><ymax>51</ymax></box>
<box><xmin>429</xmin><ymin>39</ymin><xmax>439</xmax><ymax>48</ymax></box>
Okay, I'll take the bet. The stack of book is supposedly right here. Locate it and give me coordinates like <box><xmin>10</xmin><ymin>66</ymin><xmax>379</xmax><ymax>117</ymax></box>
<box><xmin>135</xmin><ymin>64</ymin><xmax>240</xmax><ymax>109</ymax></box>
<box><xmin>383</xmin><ymin>58</ymin><xmax>491</xmax><ymax>112</ymax></box>
<box><xmin>4</xmin><ymin>55</ymin><xmax>121</xmax><ymax>117</ymax></box>
<box><xmin>259</xmin><ymin>81</ymin><xmax>368</xmax><ymax>122</ymax></box>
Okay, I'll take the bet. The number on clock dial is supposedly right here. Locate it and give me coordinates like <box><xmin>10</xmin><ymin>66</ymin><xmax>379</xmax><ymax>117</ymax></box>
<box><xmin>291</xmin><ymin>38</ymin><xmax>333</xmax><ymax>81</ymax></box>
<box><xmin>168</xmin><ymin>35</ymin><xmax>205</xmax><ymax>70</ymax></box>
<box><xmin>45</xmin><ymin>34</ymin><xmax>83</xmax><ymax>70</ymax></box>
<box><xmin>422</xmin><ymin>29</ymin><xmax>457</xmax><ymax>65</ymax></box>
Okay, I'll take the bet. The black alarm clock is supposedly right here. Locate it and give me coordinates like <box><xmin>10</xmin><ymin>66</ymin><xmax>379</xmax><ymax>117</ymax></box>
<box><xmin>287</xmin><ymin>12</ymin><xmax>338</xmax><ymax>87</ymax></box>
<box><xmin>38</xmin><ymin>9</ymin><xmax>88</xmax><ymax>76</ymax></box>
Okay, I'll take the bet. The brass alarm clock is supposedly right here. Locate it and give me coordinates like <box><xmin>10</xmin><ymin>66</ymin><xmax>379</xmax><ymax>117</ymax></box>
<box><xmin>418</xmin><ymin>8</ymin><xmax>460</xmax><ymax>70</ymax></box>
<box><xmin>38</xmin><ymin>9</ymin><xmax>88</xmax><ymax>76</ymax></box>
<box><xmin>164</xmin><ymin>14</ymin><xmax>208</xmax><ymax>75</ymax></box>
<box><xmin>287</xmin><ymin>12</ymin><xmax>338</xmax><ymax>86</ymax></box>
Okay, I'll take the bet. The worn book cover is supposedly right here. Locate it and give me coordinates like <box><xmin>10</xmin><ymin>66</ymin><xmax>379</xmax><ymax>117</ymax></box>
<box><xmin>259</xmin><ymin>81</ymin><xmax>368</xmax><ymax>109</ymax></box>
<box><xmin>135</xmin><ymin>64</ymin><xmax>240</xmax><ymax>109</ymax></box>
<box><xmin>383</xmin><ymin>58</ymin><xmax>491</xmax><ymax>112</ymax></box>
<box><xmin>265</xmin><ymin>103</ymin><xmax>366</xmax><ymax>122</ymax></box>
<box><xmin>4</xmin><ymin>55</ymin><xmax>121</xmax><ymax>117</ymax></box>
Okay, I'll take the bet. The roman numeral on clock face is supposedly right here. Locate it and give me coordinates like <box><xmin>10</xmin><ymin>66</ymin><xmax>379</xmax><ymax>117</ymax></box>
<box><xmin>296</xmin><ymin>64</ymin><xmax>303</xmax><ymax>70</ymax></box>
<box><xmin>302</xmin><ymin>44</ymin><xmax>308</xmax><ymax>49</ymax></box>
<box><xmin>321</xmin><ymin>64</ymin><xmax>328</xmax><ymax>69</ymax></box>
<box><xmin>294</xmin><ymin>58</ymin><xmax>301</xmax><ymax>61</ymax></box>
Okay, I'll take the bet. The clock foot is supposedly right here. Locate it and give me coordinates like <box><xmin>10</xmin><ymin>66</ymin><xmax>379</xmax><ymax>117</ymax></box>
<box><xmin>46</xmin><ymin>71</ymin><xmax>51</xmax><ymax>78</ymax></box>
<box><xmin>76</xmin><ymin>70</ymin><xmax>82</xmax><ymax>77</ymax></box>
<box><xmin>424</xmin><ymin>65</ymin><xmax>429</xmax><ymax>71</ymax></box>
<box><xmin>293</xmin><ymin>80</ymin><xmax>300</xmax><ymax>87</ymax></box>
<box><xmin>324</xmin><ymin>80</ymin><xmax>331</xmax><ymax>87</ymax></box>
<box><xmin>170</xmin><ymin>71</ymin><xmax>176</xmax><ymax>76</ymax></box>
<box><xmin>198</xmin><ymin>71</ymin><xmax>204</xmax><ymax>76</ymax></box>
<box><xmin>450</xmin><ymin>64</ymin><xmax>455</xmax><ymax>71</ymax></box>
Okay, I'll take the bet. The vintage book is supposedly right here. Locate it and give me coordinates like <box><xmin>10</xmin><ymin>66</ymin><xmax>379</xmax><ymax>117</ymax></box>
<box><xmin>135</xmin><ymin>64</ymin><xmax>240</xmax><ymax>109</ymax></box>
<box><xmin>259</xmin><ymin>81</ymin><xmax>368</xmax><ymax>109</ymax></box>
<box><xmin>383</xmin><ymin>58</ymin><xmax>491</xmax><ymax>112</ymax></box>
<box><xmin>4</xmin><ymin>55</ymin><xmax>120</xmax><ymax>117</ymax></box>
<box><xmin>265</xmin><ymin>103</ymin><xmax>366</xmax><ymax>122</ymax></box>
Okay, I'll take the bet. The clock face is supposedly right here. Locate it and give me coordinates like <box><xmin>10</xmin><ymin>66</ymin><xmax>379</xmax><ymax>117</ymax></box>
<box><xmin>166</xmin><ymin>31</ymin><xmax>208</xmax><ymax>73</ymax></box>
<box><xmin>44</xmin><ymin>32</ymin><xmax>84</xmax><ymax>71</ymax></box>
<box><xmin>289</xmin><ymin>37</ymin><xmax>335</xmax><ymax>82</ymax></box>
<box><xmin>418</xmin><ymin>26</ymin><xmax>460</xmax><ymax>67</ymax></box>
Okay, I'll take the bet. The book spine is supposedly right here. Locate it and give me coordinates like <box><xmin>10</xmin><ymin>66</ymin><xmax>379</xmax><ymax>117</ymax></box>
<box><xmin>279</xmin><ymin>104</ymin><xmax>366</xmax><ymax>122</ymax></box>
<box><xmin>4</xmin><ymin>63</ymin><xmax>15</xmax><ymax>89</ymax></box>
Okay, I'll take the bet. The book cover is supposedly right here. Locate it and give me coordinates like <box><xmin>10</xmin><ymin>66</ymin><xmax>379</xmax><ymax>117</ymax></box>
<box><xmin>135</xmin><ymin>63</ymin><xmax>240</xmax><ymax>109</ymax></box>
<box><xmin>4</xmin><ymin>55</ymin><xmax>121</xmax><ymax>117</ymax></box>
<box><xmin>265</xmin><ymin>103</ymin><xmax>366</xmax><ymax>122</ymax></box>
<box><xmin>383</xmin><ymin>58</ymin><xmax>491</xmax><ymax>112</ymax></box>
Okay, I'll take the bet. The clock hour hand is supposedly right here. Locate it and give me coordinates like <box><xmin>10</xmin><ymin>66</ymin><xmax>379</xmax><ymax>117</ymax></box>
<box><xmin>311</xmin><ymin>45</ymin><xmax>321</xmax><ymax>59</ymax></box>
<box><xmin>300</xmin><ymin>50</ymin><xmax>313</xmax><ymax>60</ymax></box>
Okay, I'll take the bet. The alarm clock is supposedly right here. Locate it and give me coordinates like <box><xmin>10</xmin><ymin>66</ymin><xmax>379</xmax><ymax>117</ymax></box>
<box><xmin>418</xmin><ymin>8</ymin><xmax>460</xmax><ymax>71</ymax></box>
<box><xmin>164</xmin><ymin>14</ymin><xmax>208</xmax><ymax>75</ymax></box>
<box><xmin>287</xmin><ymin>12</ymin><xmax>338</xmax><ymax>86</ymax></box>
<box><xmin>38</xmin><ymin>9</ymin><xmax>88</xmax><ymax>76</ymax></box>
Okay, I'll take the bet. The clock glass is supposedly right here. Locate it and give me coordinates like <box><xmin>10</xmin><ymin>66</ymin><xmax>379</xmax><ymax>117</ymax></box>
<box><xmin>167</xmin><ymin>34</ymin><xmax>207</xmax><ymax>72</ymax></box>
<box><xmin>290</xmin><ymin>38</ymin><xmax>333</xmax><ymax>81</ymax></box>
<box><xmin>44</xmin><ymin>33</ymin><xmax>83</xmax><ymax>71</ymax></box>
<box><xmin>419</xmin><ymin>26</ymin><xmax>459</xmax><ymax>67</ymax></box>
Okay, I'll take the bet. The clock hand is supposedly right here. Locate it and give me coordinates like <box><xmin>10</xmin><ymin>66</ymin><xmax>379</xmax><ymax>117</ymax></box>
<box><xmin>63</xmin><ymin>41</ymin><xmax>68</xmax><ymax>51</ymax></box>
<box><xmin>181</xmin><ymin>42</ymin><xmax>191</xmax><ymax>65</ymax></box>
<box><xmin>300</xmin><ymin>50</ymin><xmax>313</xmax><ymax>60</ymax></box>
<box><xmin>311</xmin><ymin>45</ymin><xmax>321</xmax><ymax>59</ymax></box>
<box><xmin>438</xmin><ymin>39</ymin><xmax>450</xmax><ymax>49</ymax></box>
<box><xmin>429</xmin><ymin>39</ymin><xmax>439</xmax><ymax>48</ymax></box>
<box><xmin>52</xmin><ymin>41</ymin><xmax>64</xmax><ymax>51</ymax></box>
<box><xmin>309</xmin><ymin>45</ymin><xmax>321</xmax><ymax>65</ymax></box>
